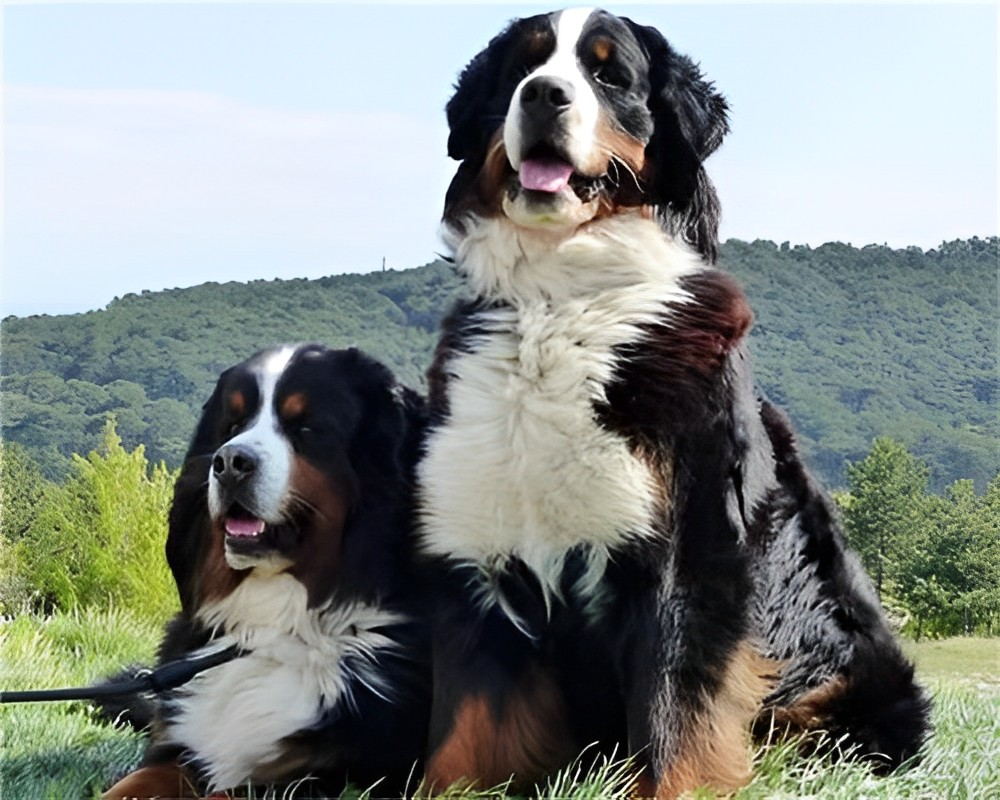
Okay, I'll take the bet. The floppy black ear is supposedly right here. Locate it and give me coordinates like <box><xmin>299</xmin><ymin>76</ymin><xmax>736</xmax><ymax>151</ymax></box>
<box><xmin>166</xmin><ymin>457</ymin><xmax>212</xmax><ymax>616</ymax></box>
<box><xmin>625</xmin><ymin>20</ymin><xmax>729</xmax><ymax>262</ymax></box>
<box><xmin>341</xmin><ymin>349</ymin><xmax>426</xmax><ymax>483</ymax></box>
<box><xmin>164</xmin><ymin>375</ymin><xmax>228</xmax><ymax>615</ymax></box>
<box><xmin>333</xmin><ymin>351</ymin><xmax>427</xmax><ymax>600</ymax></box>
<box><xmin>446</xmin><ymin>20</ymin><xmax>524</xmax><ymax>161</ymax></box>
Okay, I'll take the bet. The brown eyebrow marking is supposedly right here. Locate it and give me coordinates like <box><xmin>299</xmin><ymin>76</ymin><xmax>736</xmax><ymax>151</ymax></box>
<box><xmin>592</xmin><ymin>37</ymin><xmax>613</xmax><ymax>63</ymax></box>
<box><xmin>280</xmin><ymin>391</ymin><xmax>308</xmax><ymax>419</ymax></box>
<box><xmin>524</xmin><ymin>27</ymin><xmax>554</xmax><ymax>59</ymax></box>
<box><xmin>227</xmin><ymin>391</ymin><xmax>245</xmax><ymax>417</ymax></box>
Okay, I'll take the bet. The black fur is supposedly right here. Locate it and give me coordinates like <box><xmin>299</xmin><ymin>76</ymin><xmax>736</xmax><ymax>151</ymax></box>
<box><xmin>442</xmin><ymin>9</ymin><xmax>727</xmax><ymax>262</ymax></box>
<box><xmin>104</xmin><ymin>345</ymin><xmax>430</xmax><ymax>798</ymax></box>
<box><xmin>421</xmin><ymin>272</ymin><xmax>766</xmax><ymax>794</ymax></box>
<box><xmin>621</xmin><ymin>19</ymin><xmax>728</xmax><ymax>262</ymax></box>
<box><xmin>749</xmin><ymin>402</ymin><xmax>931</xmax><ymax>770</ymax></box>
<box><xmin>423</xmin><ymin>8</ymin><xmax>929</xmax><ymax>797</ymax></box>
<box><xmin>92</xmin><ymin>667</ymin><xmax>157</xmax><ymax>731</ymax></box>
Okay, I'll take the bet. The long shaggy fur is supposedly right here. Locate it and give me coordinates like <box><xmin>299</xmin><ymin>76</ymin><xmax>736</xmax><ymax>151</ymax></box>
<box><xmin>420</xmin><ymin>8</ymin><xmax>929</xmax><ymax>798</ymax></box>
<box><xmin>103</xmin><ymin>345</ymin><xmax>430</xmax><ymax>799</ymax></box>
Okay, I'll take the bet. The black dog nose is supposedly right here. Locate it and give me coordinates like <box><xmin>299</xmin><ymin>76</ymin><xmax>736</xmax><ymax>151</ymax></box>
<box><xmin>520</xmin><ymin>76</ymin><xmax>575</xmax><ymax>114</ymax></box>
<box><xmin>212</xmin><ymin>444</ymin><xmax>258</xmax><ymax>487</ymax></box>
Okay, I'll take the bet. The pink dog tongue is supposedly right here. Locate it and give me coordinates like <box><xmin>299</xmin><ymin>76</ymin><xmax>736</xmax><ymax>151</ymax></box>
<box><xmin>519</xmin><ymin>159</ymin><xmax>574</xmax><ymax>192</ymax></box>
<box><xmin>225</xmin><ymin>516</ymin><xmax>265</xmax><ymax>537</ymax></box>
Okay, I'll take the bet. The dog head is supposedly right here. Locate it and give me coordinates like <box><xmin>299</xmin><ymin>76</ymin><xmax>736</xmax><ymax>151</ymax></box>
<box><xmin>167</xmin><ymin>345</ymin><xmax>424</xmax><ymax>613</ymax></box>
<box><xmin>444</xmin><ymin>7</ymin><xmax>727</xmax><ymax>261</ymax></box>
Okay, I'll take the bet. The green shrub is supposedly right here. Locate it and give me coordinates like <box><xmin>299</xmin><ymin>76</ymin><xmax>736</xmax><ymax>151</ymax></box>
<box><xmin>14</xmin><ymin>419</ymin><xmax>178</xmax><ymax>622</ymax></box>
<box><xmin>0</xmin><ymin>442</ymin><xmax>52</xmax><ymax>612</ymax></box>
<box><xmin>0</xmin><ymin>533</ymin><xmax>35</xmax><ymax>614</ymax></box>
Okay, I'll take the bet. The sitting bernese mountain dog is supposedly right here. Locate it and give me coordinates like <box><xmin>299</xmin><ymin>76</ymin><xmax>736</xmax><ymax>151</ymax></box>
<box><xmin>417</xmin><ymin>7</ymin><xmax>929</xmax><ymax>798</ymax></box>
<box><xmin>104</xmin><ymin>345</ymin><xmax>429</xmax><ymax>799</ymax></box>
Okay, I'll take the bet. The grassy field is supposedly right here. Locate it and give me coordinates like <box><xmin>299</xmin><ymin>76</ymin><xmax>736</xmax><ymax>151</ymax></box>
<box><xmin>1</xmin><ymin>609</ymin><xmax>998</xmax><ymax>799</ymax></box>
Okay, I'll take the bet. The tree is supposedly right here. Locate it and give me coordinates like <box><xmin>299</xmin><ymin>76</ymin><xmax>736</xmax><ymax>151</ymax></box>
<box><xmin>3</xmin><ymin>240</ymin><xmax>998</xmax><ymax>487</ymax></box>
<box><xmin>14</xmin><ymin>418</ymin><xmax>178</xmax><ymax>621</ymax></box>
<box><xmin>0</xmin><ymin>442</ymin><xmax>55</xmax><ymax>611</ymax></box>
<box><xmin>941</xmin><ymin>478</ymin><xmax>1000</xmax><ymax>635</ymax></box>
<box><xmin>0</xmin><ymin>441</ymin><xmax>51</xmax><ymax>543</ymax></box>
<box><xmin>843</xmin><ymin>440</ymin><xmax>1000</xmax><ymax>638</ymax></box>
<box><xmin>897</xmin><ymin>478</ymin><xmax>1000</xmax><ymax>638</ymax></box>
<box><xmin>977</xmin><ymin>475</ymin><xmax>1000</xmax><ymax>632</ymax></box>
<box><xmin>843</xmin><ymin>438</ymin><xmax>930</xmax><ymax>599</ymax></box>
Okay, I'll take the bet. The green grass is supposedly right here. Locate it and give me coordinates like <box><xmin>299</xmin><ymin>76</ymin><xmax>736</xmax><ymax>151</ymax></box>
<box><xmin>901</xmin><ymin>636</ymin><xmax>1000</xmax><ymax>685</ymax></box>
<box><xmin>0</xmin><ymin>607</ymin><xmax>160</xmax><ymax>800</ymax></box>
<box><xmin>733</xmin><ymin>681</ymin><xmax>999</xmax><ymax>799</ymax></box>
<box><xmin>2</xmin><ymin>613</ymin><xmax>998</xmax><ymax>799</ymax></box>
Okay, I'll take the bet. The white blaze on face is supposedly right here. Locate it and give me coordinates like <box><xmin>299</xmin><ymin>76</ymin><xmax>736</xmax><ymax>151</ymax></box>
<box><xmin>504</xmin><ymin>7</ymin><xmax>599</xmax><ymax>171</ymax></box>
<box><xmin>207</xmin><ymin>346</ymin><xmax>296</xmax><ymax>523</ymax></box>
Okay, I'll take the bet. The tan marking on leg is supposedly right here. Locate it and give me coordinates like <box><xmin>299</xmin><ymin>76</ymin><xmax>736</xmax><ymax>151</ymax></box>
<box><xmin>424</xmin><ymin>694</ymin><xmax>494</xmax><ymax>792</ymax></box>
<box><xmin>102</xmin><ymin>762</ymin><xmax>198</xmax><ymax>799</ymax></box>
<box><xmin>656</xmin><ymin>643</ymin><xmax>777</xmax><ymax>799</ymax></box>
<box><xmin>424</xmin><ymin>666</ymin><xmax>573</xmax><ymax>793</ymax></box>
<box><xmin>769</xmin><ymin>674</ymin><xmax>849</xmax><ymax>731</ymax></box>
<box><xmin>632</xmin><ymin>771</ymin><xmax>657</xmax><ymax>799</ymax></box>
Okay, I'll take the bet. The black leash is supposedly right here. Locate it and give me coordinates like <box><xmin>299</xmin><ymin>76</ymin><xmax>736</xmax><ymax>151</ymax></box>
<box><xmin>0</xmin><ymin>644</ymin><xmax>241</xmax><ymax>704</ymax></box>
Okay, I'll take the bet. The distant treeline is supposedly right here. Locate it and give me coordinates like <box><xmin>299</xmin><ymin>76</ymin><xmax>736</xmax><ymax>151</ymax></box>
<box><xmin>1</xmin><ymin>237</ymin><xmax>997</xmax><ymax>490</ymax></box>
<box><xmin>3</xmin><ymin>429</ymin><xmax>995</xmax><ymax>639</ymax></box>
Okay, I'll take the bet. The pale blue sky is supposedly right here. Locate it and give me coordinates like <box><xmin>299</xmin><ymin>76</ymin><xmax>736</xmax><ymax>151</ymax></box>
<box><xmin>4</xmin><ymin>2</ymin><xmax>997</xmax><ymax>317</ymax></box>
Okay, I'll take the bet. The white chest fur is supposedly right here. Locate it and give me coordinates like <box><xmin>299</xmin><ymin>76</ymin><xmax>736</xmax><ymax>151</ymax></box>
<box><xmin>420</xmin><ymin>214</ymin><xmax>702</xmax><ymax>601</ymax></box>
<box><xmin>163</xmin><ymin>573</ymin><xmax>402</xmax><ymax>791</ymax></box>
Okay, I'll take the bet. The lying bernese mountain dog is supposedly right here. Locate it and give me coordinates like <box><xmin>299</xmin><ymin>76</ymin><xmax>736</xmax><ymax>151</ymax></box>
<box><xmin>418</xmin><ymin>7</ymin><xmax>930</xmax><ymax>798</ymax></box>
<box><xmin>104</xmin><ymin>345</ymin><xmax>429</xmax><ymax>799</ymax></box>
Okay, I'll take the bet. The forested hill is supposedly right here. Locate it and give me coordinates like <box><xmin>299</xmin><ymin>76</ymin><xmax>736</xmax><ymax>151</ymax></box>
<box><xmin>2</xmin><ymin>237</ymin><xmax>996</xmax><ymax>490</ymax></box>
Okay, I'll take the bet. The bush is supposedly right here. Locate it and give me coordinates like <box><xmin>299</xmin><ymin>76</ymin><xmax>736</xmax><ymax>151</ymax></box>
<box><xmin>0</xmin><ymin>534</ymin><xmax>35</xmax><ymax>615</ymax></box>
<box><xmin>14</xmin><ymin>419</ymin><xmax>178</xmax><ymax>622</ymax></box>
<box><xmin>1</xmin><ymin>442</ymin><xmax>53</xmax><ymax>613</ymax></box>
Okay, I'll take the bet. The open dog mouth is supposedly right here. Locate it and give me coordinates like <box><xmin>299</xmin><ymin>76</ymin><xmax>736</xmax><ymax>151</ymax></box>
<box><xmin>516</xmin><ymin>144</ymin><xmax>602</xmax><ymax>197</ymax></box>
<box><xmin>219</xmin><ymin>499</ymin><xmax>312</xmax><ymax>562</ymax></box>
<box><xmin>220</xmin><ymin>501</ymin><xmax>299</xmax><ymax>559</ymax></box>
<box><xmin>223</xmin><ymin>502</ymin><xmax>267</xmax><ymax>542</ymax></box>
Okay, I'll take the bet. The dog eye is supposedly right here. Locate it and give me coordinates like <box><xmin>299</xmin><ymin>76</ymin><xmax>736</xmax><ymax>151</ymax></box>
<box><xmin>290</xmin><ymin>420</ymin><xmax>320</xmax><ymax>438</ymax></box>
<box><xmin>227</xmin><ymin>421</ymin><xmax>242</xmax><ymax>437</ymax></box>
<box><xmin>594</xmin><ymin>65</ymin><xmax>630</xmax><ymax>90</ymax></box>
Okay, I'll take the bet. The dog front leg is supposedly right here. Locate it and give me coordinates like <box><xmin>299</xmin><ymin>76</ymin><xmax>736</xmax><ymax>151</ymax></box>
<box><xmin>102</xmin><ymin>760</ymin><xmax>201</xmax><ymax>799</ymax></box>
<box><xmin>623</xmin><ymin>578</ymin><xmax>772</xmax><ymax>799</ymax></box>
<box><xmin>423</xmin><ymin>611</ymin><xmax>574</xmax><ymax>793</ymax></box>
